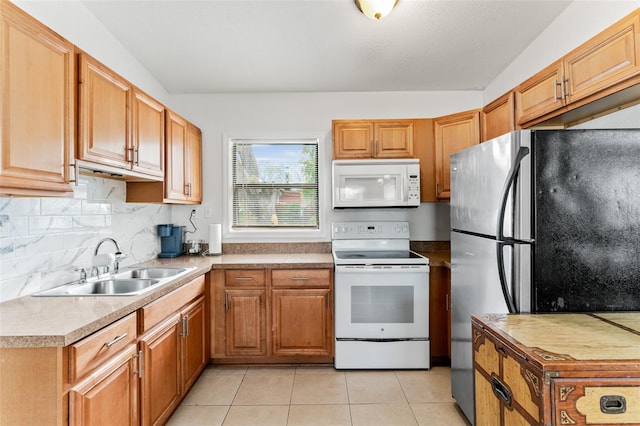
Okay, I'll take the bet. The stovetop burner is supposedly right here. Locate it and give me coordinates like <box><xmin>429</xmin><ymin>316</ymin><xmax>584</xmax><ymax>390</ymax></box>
<box><xmin>334</xmin><ymin>250</ymin><xmax>424</xmax><ymax>260</ymax></box>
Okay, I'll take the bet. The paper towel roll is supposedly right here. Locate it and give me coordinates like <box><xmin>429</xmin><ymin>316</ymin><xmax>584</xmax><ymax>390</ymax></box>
<box><xmin>208</xmin><ymin>223</ymin><xmax>222</xmax><ymax>255</ymax></box>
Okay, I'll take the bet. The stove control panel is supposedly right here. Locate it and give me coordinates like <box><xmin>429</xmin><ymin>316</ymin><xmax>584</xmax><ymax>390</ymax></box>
<box><xmin>332</xmin><ymin>221</ymin><xmax>410</xmax><ymax>239</ymax></box>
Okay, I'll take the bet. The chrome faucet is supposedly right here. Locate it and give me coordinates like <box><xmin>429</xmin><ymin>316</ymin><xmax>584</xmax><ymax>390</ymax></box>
<box><xmin>93</xmin><ymin>238</ymin><xmax>126</xmax><ymax>276</ymax></box>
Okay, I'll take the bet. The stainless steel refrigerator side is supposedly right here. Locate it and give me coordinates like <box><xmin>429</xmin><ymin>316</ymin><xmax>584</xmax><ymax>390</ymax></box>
<box><xmin>450</xmin><ymin>232</ymin><xmax>511</xmax><ymax>423</ymax></box>
<box><xmin>450</xmin><ymin>132</ymin><xmax>518</xmax><ymax>237</ymax></box>
<box><xmin>449</xmin><ymin>130</ymin><xmax>532</xmax><ymax>423</ymax></box>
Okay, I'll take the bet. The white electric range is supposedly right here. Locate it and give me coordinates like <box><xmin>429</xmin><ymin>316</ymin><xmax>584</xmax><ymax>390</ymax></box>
<box><xmin>332</xmin><ymin>221</ymin><xmax>430</xmax><ymax>369</ymax></box>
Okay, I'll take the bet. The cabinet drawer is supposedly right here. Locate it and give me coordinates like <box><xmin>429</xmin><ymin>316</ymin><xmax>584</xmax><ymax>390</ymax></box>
<box><xmin>70</xmin><ymin>312</ymin><xmax>137</xmax><ymax>382</ymax></box>
<box><xmin>225</xmin><ymin>270</ymin><xmax>265</xmax><ymax>287</ymax></box>
<box><xmin>140</xmin><ymin>274</ymin><xmax>205</xmax><ymax>333</ymax></box>
<box><xmin>553</xmin><ymin>378</ymin><xmax>640</xmax><ymax>425</ymax></box>
<box><xmin>271</xmin><ymin>269</ymin><xmax>331</xmax><ymax>288</ymax></box>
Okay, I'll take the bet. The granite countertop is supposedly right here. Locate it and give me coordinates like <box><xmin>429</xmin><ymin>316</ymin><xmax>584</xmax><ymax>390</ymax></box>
<box><xmin>0</xmin><ymin>253</ymin><xmax>333</xmax><ymax>348</ymax></box>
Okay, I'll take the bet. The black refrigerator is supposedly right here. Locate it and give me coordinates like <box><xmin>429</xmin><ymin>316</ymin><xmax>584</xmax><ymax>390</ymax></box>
<box><xmin>449</xmin><ymin>129</ymin><xmax>640</xmax><ymax>423</ymax></box>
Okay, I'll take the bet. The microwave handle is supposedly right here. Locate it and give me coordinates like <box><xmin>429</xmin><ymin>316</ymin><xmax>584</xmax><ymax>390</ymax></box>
<box><xmin>402</xmin><ymin>172</ymin><xmax>407</xmax><ymax>202</ymax></box>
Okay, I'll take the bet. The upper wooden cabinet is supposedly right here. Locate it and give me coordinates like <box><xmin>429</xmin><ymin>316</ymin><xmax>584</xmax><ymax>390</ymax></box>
<box><xmin>516</xmin><ymin>9</ymin><xmax>640</xmax><ymax>126</ymax></box>
<box><xmin>132</xmin><ymin>90</ymin><xmax>165</xmax><ymax>177</ymax></box>
<box><xmin>332</xmin><ymin>119</ymin><xmax>414</xmax><ymax>159</ymax></box>
<box><xmin>78</xmin><ymin>53</ymin><xmax>164</xmax><ymax>180</ymax></box>
<box><xmin>482</xmin><ymin>91</ymin><xmax>516</xmax><ymax>142</ymax></box>
<box><xmin>165</xmin><ymin>110</ymin><xmax>202</xmax><ymax>204</ymax></box>
<box><xmin>0</xmin><ymin>1</ymin><xmax>75</xmax><ymax>196</ymax></box>
<box><xmin>434</xmin><ymin>109</ymin><xmax>480</xmax><ymax>200</ymax></box>
<box><xmin>127</xmin><ymin>110</ymin><xmax>202</xmax><ymax>204</ymax></box>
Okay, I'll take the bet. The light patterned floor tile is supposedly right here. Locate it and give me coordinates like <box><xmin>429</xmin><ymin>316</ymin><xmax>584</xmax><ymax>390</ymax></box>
<box><xmin>203</xmin><ymin>365</ymin><xmax>249</xmax><ymax>375</ymax></box>
<box><xmin>244</xmin><ymin>366</ymin><xmax>296</xmax><ymax>376</ymax></box>
<box><xmin>287</xmin><ymin>404</ymin><xmax>352</xmax><ymax>426</ymax></box>
<box><xmin>396</xmin><ymin>367</ymin><xmax>456</xmax><ymax>403</ymax></box>
<box><xmin>222</xmin><ymin>405</ymin><xmax>289</xmax><ymax>426</ymax></box>
<box><xmin>295</xmin><ymin>366</ymin><xmax>344</xmax><ymax>375</ymax></box>
<box><xmin>232</xmin><ymin>374</ymin><xmax>295</xmax><ymax>405</ymax></box>
<box><xmin>181</xmin><ymin>373</ymin><xmax>244</xmax><ymax>406</ymax></box>
<box><xmin>166</xmin><ymin>405</ymin><xmax>229</xmax><ymax>426</ymax></box>
<box><xmin>411</xmin><ymin>402</ymin><xmax>471</xmax><ymax>426</ymax></box>
<box><xmin>345</xmin><ymin>371</ymin><xmax>407</xmax><ymax>404</ymax></box>
<box><xmin>350</xmin><ymin>403</ymin><xmax>417</xmax><ymax>426</ymax></box>
<box><xmin>291</xmin><ymin>374</ymin><xmax>349</xmax><ymax>404</ymax></box>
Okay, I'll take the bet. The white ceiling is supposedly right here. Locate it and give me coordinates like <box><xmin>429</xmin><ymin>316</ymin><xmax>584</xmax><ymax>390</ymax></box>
<box><xmin>81</xmin><ymin>0</ymin><xmax>573</xmax><ymax>94</ymax></box>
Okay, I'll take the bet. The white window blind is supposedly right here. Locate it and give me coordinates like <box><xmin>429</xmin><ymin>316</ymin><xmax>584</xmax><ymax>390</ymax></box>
<box><xmin>231</xmin><ymin>139</ymin><xmax>319</xmax><ymax>229</ymax></box>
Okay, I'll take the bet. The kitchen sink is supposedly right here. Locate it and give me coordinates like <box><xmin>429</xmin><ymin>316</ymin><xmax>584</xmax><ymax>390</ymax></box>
<box><xmin>116</xmin><ymin>267</ymin><xmax>189</xmax><ymax>279</ymax></box>
<box><xmin>33</xmin><ymin>266</ymin><xmax>196</xmax><ymax>297</ymax></box>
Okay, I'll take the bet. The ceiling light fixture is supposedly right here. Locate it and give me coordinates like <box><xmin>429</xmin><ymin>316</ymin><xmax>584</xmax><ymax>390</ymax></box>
<box><xmin>355</xmin><ymin>0</ymin><xmax>398</xmax><ymax>20</ymax></box>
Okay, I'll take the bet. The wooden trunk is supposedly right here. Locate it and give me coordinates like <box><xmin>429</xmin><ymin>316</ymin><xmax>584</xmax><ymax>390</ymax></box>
<box><xmin>472</xmin><ymin>313</ymin><xmax>640</xmax><ymax>426</ymax></box>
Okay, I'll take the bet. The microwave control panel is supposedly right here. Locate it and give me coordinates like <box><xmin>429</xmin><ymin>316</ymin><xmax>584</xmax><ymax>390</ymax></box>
<box><xmin>407</xmin><ymin>164</ymin><xmax>420</xmax><ymax>205</ymax></box>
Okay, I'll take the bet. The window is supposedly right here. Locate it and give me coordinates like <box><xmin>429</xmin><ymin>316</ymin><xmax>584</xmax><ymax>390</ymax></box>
<box><xmin>230</xmin><ymin>138</ymin><xmax>319</xmax><ymax>230</ymax></box>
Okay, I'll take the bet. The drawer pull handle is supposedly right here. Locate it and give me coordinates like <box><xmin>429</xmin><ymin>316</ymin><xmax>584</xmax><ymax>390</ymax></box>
<box><xmin>291</xmin><ymin>277</ymin><xmax>309</xmax><ymax>280</ymax></box>
<box><xmin>104</xmin><ymin>333</ymin><xmax>127</xmax><ymax>348</ymax></box>
<box><xmin>491</xmin><ymin>376</ymin><xmax>512</xmax><ymax>407</ymax></box>
<box><xmin>234</xmin><ymin>277</ymin><xmax>254</xmax><ymax>281</ymax></box>
<box><xmin>600</xmin><ymin>395</ymin><xmax>626</xmax><ymax>414</ymax></box>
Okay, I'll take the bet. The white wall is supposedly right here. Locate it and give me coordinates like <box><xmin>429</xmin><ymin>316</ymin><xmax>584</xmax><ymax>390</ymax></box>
<box><xmin>485</xmin><ymin>0</ymin><xmax>640</xmax><ymax>102</ymax></box>
<box><xmin>169</xmin><ymin>91</ymin><xmax>483</xmax><ymax>243</ymax></box>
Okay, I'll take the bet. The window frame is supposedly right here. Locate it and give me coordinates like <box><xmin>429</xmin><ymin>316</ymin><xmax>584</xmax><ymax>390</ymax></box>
<box><xmin>222</xmin><ymin>133</ymin><xmax>329</xmax><ymax>242</ymax></box>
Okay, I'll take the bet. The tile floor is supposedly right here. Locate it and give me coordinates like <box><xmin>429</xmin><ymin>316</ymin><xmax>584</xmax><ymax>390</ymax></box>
<box><xmin>167</xmin><ymin>365</ymin><xmax>471</xmax><ymax>426</ymax></box>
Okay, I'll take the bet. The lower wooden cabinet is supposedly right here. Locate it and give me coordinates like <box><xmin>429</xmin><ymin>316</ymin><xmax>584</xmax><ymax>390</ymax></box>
<box><xmin>225</xmin><ymin>288</ymin><xmax>267</xmax><ymax>357</ymax></box>
<box><xmin>473</xmin><ymin>313</ymin><xmax>640</xmax><ymax>426</ymax></box>
<box><xmin>139</xmin><ymin>312</ymin><xmax>182</xmax><ymax>426</ymax></box>
<box><xmin>139</xmin><ymin>286</ymin><xmax>207</xmax><ymax>426</ymax></box>
<box><xmin>214</xmin><ymin>268</ymin><xmax>333</xmax><ymax>363</ymax></box>
<box><xmin>0</xmin><ymin>274</ymin><xmax>207</xmax><ymax>426</ymax></box>
<box><xmin>69</xmin><ymin>344</ymin><xmax>139</xmax><ymax>426</ymax></box>
<box><xmin>429</xmin><ymin>266</ymin><xmax>451</xmax><ymax>363</ymax></box>
<box><xmin>272</xmin><ymin>288</ymin><xmax>332</xmax><ymax>356</ymax></box>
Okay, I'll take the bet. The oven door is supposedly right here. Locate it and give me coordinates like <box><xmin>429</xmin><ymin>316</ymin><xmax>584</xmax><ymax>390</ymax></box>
<box><xmin>334</xmin><ymin>265</ymin><xmax>429</xmax><ymax>339</ymax></box>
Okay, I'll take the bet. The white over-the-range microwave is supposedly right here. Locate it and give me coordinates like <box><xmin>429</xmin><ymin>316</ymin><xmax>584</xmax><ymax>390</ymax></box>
<box><xmin>332</xmin><ymin>158</ymin><xmax>420</xmax><ymax>208</ymax></box>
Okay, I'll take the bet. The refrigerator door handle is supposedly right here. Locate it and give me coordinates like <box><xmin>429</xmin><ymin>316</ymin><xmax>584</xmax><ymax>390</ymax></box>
<box><xmin>496</xmin><ymin>241</ymin><xmax>518</xmax><ymax>313</ymax></box>
<box><xmin>496</xmin><ymin>146</ymin><xmax>530</xmax><ymax>241</ymax></box>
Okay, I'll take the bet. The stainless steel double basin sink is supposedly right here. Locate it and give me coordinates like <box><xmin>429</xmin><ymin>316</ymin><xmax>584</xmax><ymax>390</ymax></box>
<box><xmin>33</xmin><ymin>267</ymin><xmax>196</xmax><ymax>297</ymax></box>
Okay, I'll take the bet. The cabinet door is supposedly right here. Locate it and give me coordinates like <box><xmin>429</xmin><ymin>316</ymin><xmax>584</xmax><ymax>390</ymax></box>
<box><xmin>272</xmin><ymin>289</ymin><xmax>332</xmax><ymax>356</ymax></box>
<box><xmin>140</xmin><ymin>313</ymin><xmax>182</xmax><ymax>426</ymax></box>
<box><xmin>78</xmin><ymin>53</ymin><xmax>131</xmax><ymax>169</ymax></box>
<box><xmin>332</xmin><ymin>120</ymin><xmax>375</xmax><ymax>159</ymax></box>
<box><xmin>132</xmin><ymin>90</ymin><xmax>164</xmax><ymax>177</ymax></box>
<box><xmin>374</xmin><ymin>120</ymin><xmax>414</xmax><ymax>158</ymax></box>
<box><xmin>515</xmin><ymin>60</ymin><xmax>565</xmax><ymax>125</ymax></box>
<box><xmin>0</xmin><ymin>1</ymin><xmax>74</xmax><ymax>195</ymax></box>
<box><xmin>186</xmin><ymin>123</ymin><xmax>202</xmax><ymax>203</ymax></box>
<box><xmin>225</xmin><ymin>289</ymin><xmax>267</xmax><ymax>356</ymax></box>
<box><xmin>165</xmin><ymin>110</ymin><xmax>188</xmax><ymax>201</ymax></box>
<box><xmin>482</xmin><ymin>92</ymin><xmax>515</xmax><ymax>142</ymax></box>
<box><xmin>429</xmin><ymin>266</ymin><xmax>451</xmax><ymax>362</ymax></box>
<box><xmin>434</xmin><ymin>110</ymin><xmax>480</xmax><ymax>199</ymax></box>
<box><xmin>564</xmin><ymin>12</ymin><xmax>640</xmax><ymax>105</ymax></box>
<box><xmin>69</xmin><ymin>345</ymin><xmax>139</xmax><ymax>426</ymax></box>
<box><xmin>181</xmin><ymin>298</ymin><xmax>207</xmax><ymax>391</ymax></box>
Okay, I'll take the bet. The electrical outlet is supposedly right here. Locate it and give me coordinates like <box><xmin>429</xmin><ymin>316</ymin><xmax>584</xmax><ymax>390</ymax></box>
<box><xmin>191</xmin><ymin>208</ymin><xmax>198</xmax><ymax>219</ymax></box>
<box><xmin>203</xmin><ymin>204</ymin><xmax>213</xmax><ymax>218</ymax></box>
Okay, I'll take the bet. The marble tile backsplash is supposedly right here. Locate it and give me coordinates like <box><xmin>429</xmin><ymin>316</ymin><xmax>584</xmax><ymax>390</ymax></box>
<box><xmin>0</xmin><ymin>176</ymin><xmax>171</xmax><ymax>303</ymax></box>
